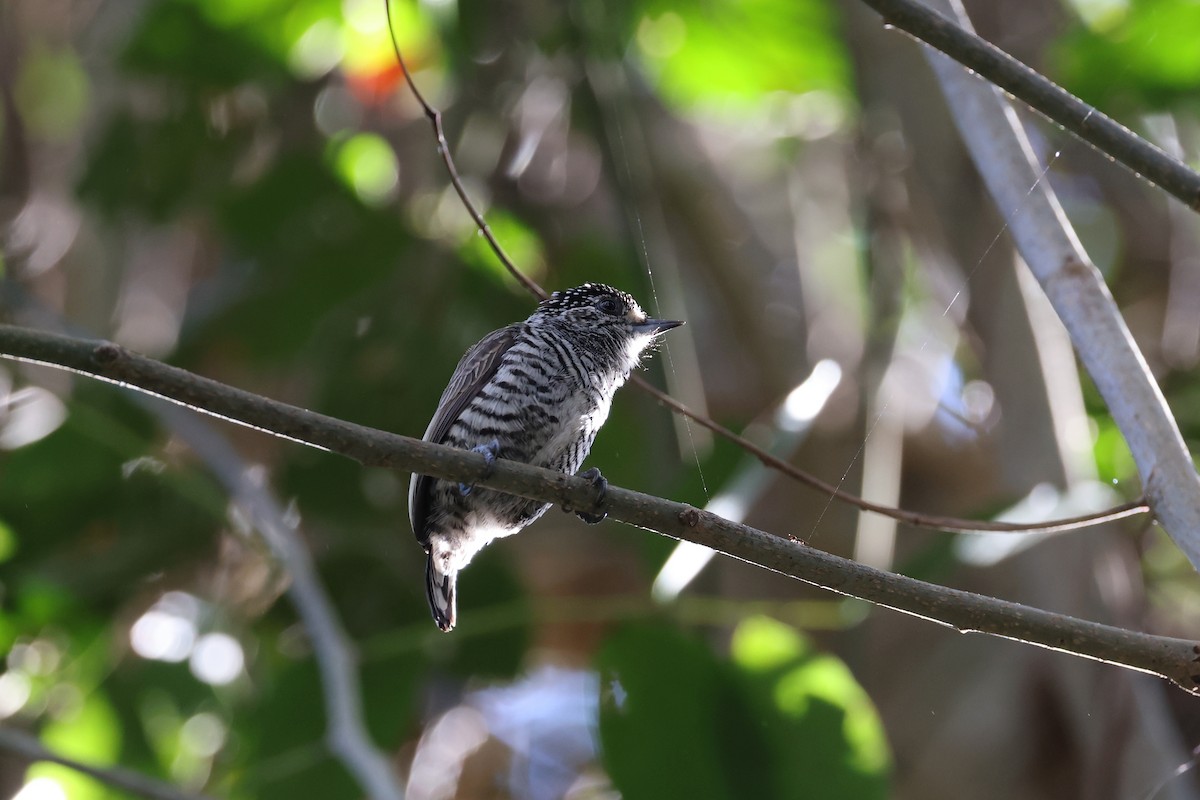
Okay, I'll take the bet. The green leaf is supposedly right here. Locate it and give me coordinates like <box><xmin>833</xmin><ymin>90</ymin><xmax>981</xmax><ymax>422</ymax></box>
<box><xmin>243</xmin><ymin>658</ymin><xmax>359</xmax><ymax>800</ymax></box>
<box><xmin>634</xmin><ymin>0</ymin><xmax>852</xmax><ymax>109</ymax></box>
<box><xmin>0</xmin><ymin>518</ymin><xmax>19</xmax><ymax>564</ymax></box>
<box><xmin>596</xmin><ymin>623</ymin><xmax>771</xmax><ymax>800</ymax></box>
<box><xmin>730</xmin><ymin>617</ymin><xmax>890</xmax><ymax>799</ymax></box>
<box><xmin>329</xmin><ymin>133</ymin><xmax>400</xmax><ymax>206</ymax></box>
<box><xmin>596</xmin><ymin>619</ymin><xmax>890</xmax><ymax>800</ymax></box>
<box><xmin>458</xmin><ymin>210</ymin><xmax>548</xmax><ymax>289</ymax></box>
<box><xmin>121</xmin><ymin>0</ymin><xmax>288</xmax><ymax>89</ymax></box>
<box><xmin>240</xmin><ymin>644</ymin><xmax>423</xmax><ymax>800</ymax></box>
<box><xmin>31</xmin><ymin>690</ymin><xmax>122</xmax><ymax>800</ymax></box>
<box><xmin>1055</xmin><ymin>0</ymin><xmax>1200</xmax><ymax>110</ymax></box>
<box><xmin>78</xmin><ymin>107</ymin><xmax>243</xmax><ymax>222</ymax></box>
<box><xmin>0</xmin><ymin>394</ymin><xmax>141</xmax><ymax>549</ymax></box>
<box><xmin>1092</xmin><ymin>416</ymin><xmax>1137</xmax><ymax>486</ymax></box>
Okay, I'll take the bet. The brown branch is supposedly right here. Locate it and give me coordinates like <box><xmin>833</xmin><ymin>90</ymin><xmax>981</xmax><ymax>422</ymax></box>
<box><xmin>384</xmin><ymin>0</ymin><xmax>546</xmax><ymax>302</ymax></box>
<box><xmin>0</xmin><ymin>323</ymin><xmax>1196</xmax><ymax>694</ymax></box>
<box><xmin>858</xmin><ymin>0</ymin><xmax>1200</xmax><ymax>212</ymax></box>
<box><xmin>634</xmin><ymin>377</ymin><xmax>1147</xmax><ymax>533</ymax></box>
<box><xmin>0</xmin><ymin>725</ymin><xmax>212</xmax><ymax>800</ymax></box>
<box><xmin>380</xmin><ymin>0</ymin><xmax>1147</xmax><ymax>537</ymax></box>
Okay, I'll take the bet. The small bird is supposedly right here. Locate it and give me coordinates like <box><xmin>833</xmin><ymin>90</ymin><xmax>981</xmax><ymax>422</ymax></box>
<box><xmin>408</xmin><ymin>283</ymin><xmax>682</xmax><ymax>631</ymax></box>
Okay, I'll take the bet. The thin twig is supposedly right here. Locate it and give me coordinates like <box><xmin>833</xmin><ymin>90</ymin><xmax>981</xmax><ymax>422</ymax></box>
<box><xmin>858</xmin><ymin>0</ymin><xmax>1200</xmax><ymax>212</ymax></box>
<box><xmin>150</xmin><ymin>405</ymin><xmax>404</xmax><ymax>800</ymax></box>
<box><xmin>0</xmin><ymin>325</ymin><xmax>1196</xmax><ymax>694</ymax></box>
<box><xmin>918</xmin><ymin>0</ymin><xmax>1200</xmax><ymax>570</ymax></box>
<box><xmin>0</xmin><ymin>725</ymin><xmax>211</xmax><ymax>800</ymax></box>
<box><xmin>381</xmin><ymin>0</ymin><xmax>1146</xmax><ymax>536</ymax></box>
<box><xmin>384</xmin><ymin>1</ymin><xmax>545</xmax><ymax>301</ymax></box>
<box><xmin>634</xmin><ymin>377</ymin><xmax>1147</xmax><ymax>533</ymax></box>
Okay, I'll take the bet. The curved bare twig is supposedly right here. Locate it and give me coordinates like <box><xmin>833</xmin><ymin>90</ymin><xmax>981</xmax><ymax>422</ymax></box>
<box><xmin>381</xmin><ymin>0</ymin><xmax>1149</xmax><ymax>536</ymax></box>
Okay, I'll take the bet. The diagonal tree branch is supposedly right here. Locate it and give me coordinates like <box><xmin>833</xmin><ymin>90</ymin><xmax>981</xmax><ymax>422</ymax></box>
<box><xmin>382</xmin><ymin>0</ymin><xmax>1145</xmax><ymax>537</ymax></box>
<box><xmin>858</xmin><ymin>0</ymin><xmax>1200</xmax><ymax>212</ymax></box>
<box><xmin>1</xmin><ymin>324</ymin><xmax>1197</xmax><ymax>694</ymax></box>
<box><xmin>0</xmin><ymin>725</ymin><xmax>212</xmax><ymax>800</ymax></box>
<box><xmin>917</xmin><ymin>0</ymin><xmax>1200</xmax><ymax>571</ymax></box>
<box><xmin>1</xmin><ymin>296</ymin><xmax>404</xmax><ymax>800</ymax></box>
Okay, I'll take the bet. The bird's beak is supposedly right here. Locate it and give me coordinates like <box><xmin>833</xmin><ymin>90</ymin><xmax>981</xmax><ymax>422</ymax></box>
<box><xmin>634</xmin><ymin>318</ymin><xmax>684</xmax><ymax>335</ymax></box>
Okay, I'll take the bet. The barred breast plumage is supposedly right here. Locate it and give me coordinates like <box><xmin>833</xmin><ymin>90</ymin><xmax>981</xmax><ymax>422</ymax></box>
<box><xmin>408</xmin><ymin>284</ymin><xmax>682</xmax><ymax>631</ymax></box>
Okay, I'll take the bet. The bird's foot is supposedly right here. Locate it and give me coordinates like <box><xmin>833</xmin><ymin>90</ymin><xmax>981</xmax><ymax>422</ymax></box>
<box><xmin>458</xmin><ymin>439</ymin><xmax>500</xmax><ymax>496</ymax></box>
<box><xmin>571</xmin><ymin>467</ymin><xmax>608</xmax><ymax>524</ymax></box>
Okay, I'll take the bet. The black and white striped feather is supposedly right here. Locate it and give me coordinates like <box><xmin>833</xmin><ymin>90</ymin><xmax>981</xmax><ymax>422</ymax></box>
<box><xmin>408</xmin><ymin>284</ymin><xmax>681</xmax><ymax>631</ymax></box>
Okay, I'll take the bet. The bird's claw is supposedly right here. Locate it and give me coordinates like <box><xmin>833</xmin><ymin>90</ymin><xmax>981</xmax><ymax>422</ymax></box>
<box><xmin>458</xmin><ymin>439</ymin><xmax>500</xmax><ymax>496</ymax></box>
<box><xmin>572</xmin><ymin>467</ymin><xmax>608</xmax><ymax>524</ymax></box>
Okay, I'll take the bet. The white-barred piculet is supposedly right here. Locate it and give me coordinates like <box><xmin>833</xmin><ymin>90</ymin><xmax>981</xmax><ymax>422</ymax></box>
<box><xmin>408</xmin><ymin>284</ymin><xmax>682</xmax><ymax>631</ymax></box>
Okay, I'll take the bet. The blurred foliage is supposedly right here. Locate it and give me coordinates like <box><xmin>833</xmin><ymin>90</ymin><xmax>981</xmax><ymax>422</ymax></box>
<box><xmin>13</xmin><ymin>44</ymin><xmax>89</xmax><ymax>141</ymax></box>
<box><xmin>597</xmin><ymin>619</ymin><xmax>889</xmax><ymax>799</ymax></box>
<box><xmin>1055</xmin><ymin>0</ymin><xmax>1200</xmax><ymax>111</ymax></box>
<box><xmin>633</xmin><ymin>0</ymin><xmax>852</xmax><ymax>108</ymax></box>
<box><xmin>3</xmin><ymin>0</ymin><xmax>1200</xmax><ymax>796</ymax></box>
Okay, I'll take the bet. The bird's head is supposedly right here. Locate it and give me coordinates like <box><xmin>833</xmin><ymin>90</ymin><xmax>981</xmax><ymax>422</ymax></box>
<box><xmin>532</xmin><ymin>284</ymin><xmax>683</xmax><ymax>354</ymax></box>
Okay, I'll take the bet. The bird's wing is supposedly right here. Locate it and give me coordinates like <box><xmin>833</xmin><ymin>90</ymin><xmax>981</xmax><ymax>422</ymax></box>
<box><xmin>409</xmin><ymin>323</ymin><xmax>522</xmax><ymax>543</ymax></box>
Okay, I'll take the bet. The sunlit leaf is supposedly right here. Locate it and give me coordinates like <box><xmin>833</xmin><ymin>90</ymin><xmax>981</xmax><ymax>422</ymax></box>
<box><xmin>598</xmin><ymin>619</ymin><xmax>890</xmax><ymax>799</ymax></box>
<box><xmin>634</xmin><ymin>0</ymin><xmax>852</xmax><ymax>109</ymax></box>
<box><xmin>458</xmin><ymin>211</ymin><xmax>548</xmax><ymax>288</ymax></box>
<box><xmin>346</xmin><ymin>0</ymin><xmax>434</xmax><ymax>87</ymax></box>
<box><xmin>329</xmin><ymin>133</ymin><xmax>400</xmax><ymax>205</ymax></box>
<box><xmin>1064</xmin><ymin>0</ymin><xmax>1131</xmax><ymax>32</ymax></box>
<box><xmin>1092</xmin><ymin>417</ymin><xmax>1137</xmax><ymax>486</ymax></box>
<box><xmin>731</xmin><ymin>616</ymin><xmax>890</xmax><ymax>798</ymax></box>
<box><xmin>30</xmin><ymin>691</ymin><xmax>122</xmax><ymax>800</ymax></box>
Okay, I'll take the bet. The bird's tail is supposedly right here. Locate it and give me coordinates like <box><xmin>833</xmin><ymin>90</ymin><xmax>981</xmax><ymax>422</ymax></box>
<box><xmin>426</xmin><ymin>554</ymin><xmax>457</xmax><ymax>632</ymax></box>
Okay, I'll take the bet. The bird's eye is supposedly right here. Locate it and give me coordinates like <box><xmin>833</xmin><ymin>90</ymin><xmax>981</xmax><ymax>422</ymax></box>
<box><xmin>597</xmin><ymin>297</ymin><xmax>624</xmax><ymax>316</ymax></box>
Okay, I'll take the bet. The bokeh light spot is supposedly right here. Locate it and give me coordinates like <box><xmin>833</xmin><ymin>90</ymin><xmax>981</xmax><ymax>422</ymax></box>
<box><xmin>333</xmin><ymin>133</ymin><xmax>400</xmax><ymax>205</ymax></box>
<box><xmin>13</xmin><ymin>778</ymin><xmax>66</xmax><ymax>800</ymax></box>
<box><xmin>190</xmin><ymin>633</ymin><xmax>244</xmax><ymax>686</ymax></box>
<box><xmin>130</xmin><ymin>610</ymin><xmax>196</xmax><ymax>663</ymax></box>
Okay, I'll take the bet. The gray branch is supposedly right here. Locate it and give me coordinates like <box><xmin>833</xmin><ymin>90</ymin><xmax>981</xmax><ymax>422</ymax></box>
<box><xmin>917</xmin><ymin>0</ymin><xmax>1200</xmax><ymax>571</ymax></box>
<box><xmin>151</xmin><ymin>404</ymin><xmax>404</xmax><ymax>800</ymax></box>
<box><xmin>0</xmin><ymin>324</ymin><xmax>1198</xmax><ymax>694</ymax></box>
<box><xmin>0</xmin><ymin>299</ymin><xmax>404</xmax><ymax>799</ymax></box>
<box><xmin>0</xmin><ymin>725</ymin><xmax>211</xmax><ymax>800</ymax></box>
